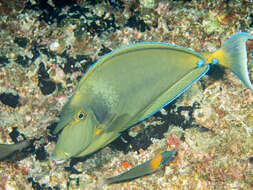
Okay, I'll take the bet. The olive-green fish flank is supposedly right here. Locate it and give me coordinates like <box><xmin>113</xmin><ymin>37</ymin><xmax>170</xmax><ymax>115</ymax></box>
<box><xmin>52</xmin><ymin>33</ymin><xmax>253</xmax><ymax>161</ymax></box>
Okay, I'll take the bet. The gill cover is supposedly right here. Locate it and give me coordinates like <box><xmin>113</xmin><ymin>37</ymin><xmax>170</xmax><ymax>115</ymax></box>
<box><xmin>52</xmin><ymin>109</ymin><xmax>99</xmax><ymax>160</ymax></box>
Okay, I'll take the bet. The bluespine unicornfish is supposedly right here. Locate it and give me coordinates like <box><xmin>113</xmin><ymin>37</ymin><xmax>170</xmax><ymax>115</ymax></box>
<box><xmin>51</xmin><ymin>32</ymin><xmax>253</xmax><ymax>161</ymax></box>
<box><xmin>104</xmin><ymin>150</ymin><xmax>176</xmax><ymax>184</ymax></box>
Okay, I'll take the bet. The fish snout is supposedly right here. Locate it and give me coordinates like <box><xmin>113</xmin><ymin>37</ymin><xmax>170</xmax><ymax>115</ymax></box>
<box><xmin>51</xmin><ymin>155</ymin><xmax>67</xmax><ymax>164</ymax></box>
<box><xmin>51</xmin><ymin>148</ymin><xmax>71</xmax><ymax>163</ymax></box>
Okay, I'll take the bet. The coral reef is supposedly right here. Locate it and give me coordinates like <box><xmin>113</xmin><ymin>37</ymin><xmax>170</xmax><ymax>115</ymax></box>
<box><xmin>0</xmin><ymin>0</ymin><xmax>252</xmax><ymax>189</ymax></box>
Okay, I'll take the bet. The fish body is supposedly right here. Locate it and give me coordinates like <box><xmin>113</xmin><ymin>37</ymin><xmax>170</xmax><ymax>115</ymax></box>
<box><xmin>0</xmin><ymin>140</ymin><xmax>31</xmax><ymax>160</ymax></box>
<box><xmin>105</xmin><ymin>150</ymin><xmax>176</xmax><ymax>184</ymax></box>
<box><xmin>52</xmin><ymin>33</ymin><xmax>253</xmax><ymax>161</ymax></box>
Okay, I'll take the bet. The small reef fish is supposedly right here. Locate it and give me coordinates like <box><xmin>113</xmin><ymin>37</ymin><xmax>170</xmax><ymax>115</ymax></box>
<box><xmin>52</xmin><ymin>33</ymin><xmax>253</xmax><ymax>162</ymax></box>
<box><xmin>104</xmin><ymin>150</ymin><xmax>176</xmax><ymax>184</ymax></box>
<box><xmin>0</xmin><ymin>140</ymin><xmax>31</xmax><ymax>160</ymax></box>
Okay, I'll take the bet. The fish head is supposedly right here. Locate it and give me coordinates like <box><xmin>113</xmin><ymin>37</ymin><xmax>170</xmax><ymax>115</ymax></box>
<box><xmin>52</xmin><ymin>100</ymin><xmax>99</xmax><ymax>161</ymax></box>
<box><xmin>161</xmin><ymin>150</ymin><xmax>177</xmax><ymax>165</ymax></box>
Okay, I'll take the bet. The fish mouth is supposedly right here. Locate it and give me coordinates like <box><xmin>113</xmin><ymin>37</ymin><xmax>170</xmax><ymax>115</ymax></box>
<box><xmin>51</xmin><ymin>150</ymin><xmax>71</xmax><ymax>164</ymax></box>
<box><xmin>52</xmin><ymin>115</ymin><xmax>97</xmax><ymax>160</ymax></box>
<box><xmin>51</xmin><ymin>156</ymin><xmax>67</xmax><ymax>164</ymax></box>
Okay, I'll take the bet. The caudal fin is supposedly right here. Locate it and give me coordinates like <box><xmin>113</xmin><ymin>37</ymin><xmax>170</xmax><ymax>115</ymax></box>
<box><xmin>210</xmin><ymin>32</ymin><xmax>253</xmax><ymax>91</ymax></box>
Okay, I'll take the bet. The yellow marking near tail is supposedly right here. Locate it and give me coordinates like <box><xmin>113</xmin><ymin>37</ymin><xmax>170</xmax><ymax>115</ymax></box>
<box><xmin>203</xmin><ymin>48</ymin><xmax>230</xmax><ymax>68</ymax></box>
<box><xmin>211</xmin><ymin>48</ymin><xmax>226</xmax><ymax>66</ymax></box>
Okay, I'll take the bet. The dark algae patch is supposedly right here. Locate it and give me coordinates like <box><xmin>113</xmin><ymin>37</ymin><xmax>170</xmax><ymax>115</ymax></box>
<box><xmin>206</xmin><ymin>64</ymin><xmax>225</xmax><ymax>80</ymax></box>
<box><xmin>0</xmin><ymin>56</ymin><xmax>9</xmax><ymax>67</ymax></box>
<box><xmin>24</xmin><ymin>0</ymin><xmax>77</xmax><ymax>25</ymax></box>
<box><xmin>16</xmin><ymin>55</ymin><xmax>30</xmax><ymax>67</ymax></box>
<box><xmin>25</xmin><ymin>0</ymin><xmax>119</xmax><ymax>37</ymax></box>
<box><xmin>28</xmin><ymin>177</ymin><xmax>60</xmax><ymax>190</ymax></box>
<box><xmin>14</xmin><ymin>37</ymin><xmax>28</xmax><ymax>48</ymax></box>
<box><xmin>0</xmin><ymin>92</ymin><xmax>19</xmax><ymax>108</ymax></box>
<box><xmin>37</xmin><ymin>62</ymin><xmax>56</xmax><ymax>95</ymax></box>
<box><xmin>110</xmin><ymin>101</ymin><xmax>200</xmax><ymax>153</ymax></box>
<box><xmin>35</xmin><ymin>146</ymin><xmax>49</xmax><ymax>161</ymax></box>
<box><xmin>9</xmin><ymin>127</ymin><xmax>23</xmax><ymax>143</ymax></box>
<box><xmin>59</xmin><ymin>52</ymin><xmax>93</xmax><ymax>74</ymax></box>
<box><xmin>126</xmin><ymin>13</ymin><xmax>150</xmax><ymax>32</ymax></box>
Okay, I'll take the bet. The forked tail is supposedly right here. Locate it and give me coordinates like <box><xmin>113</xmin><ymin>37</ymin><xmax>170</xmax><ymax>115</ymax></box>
<box><xmin>207</xmin><ymin>32</ymin><xmax>253</xmax><ymax>91</ymax></box>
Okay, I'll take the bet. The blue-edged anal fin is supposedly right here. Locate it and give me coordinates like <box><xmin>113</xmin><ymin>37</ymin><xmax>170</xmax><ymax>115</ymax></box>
<box><xmin>128</xmin><ymin>64</ymin><xmax>210</xmax><ymax>127</ymax></box>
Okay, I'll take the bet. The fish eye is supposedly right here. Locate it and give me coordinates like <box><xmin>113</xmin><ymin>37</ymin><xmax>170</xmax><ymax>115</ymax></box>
<box><xmin>76</xmin><ymin>110</ymin><xmax>86</xmax><ymax>121</ymax></box>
